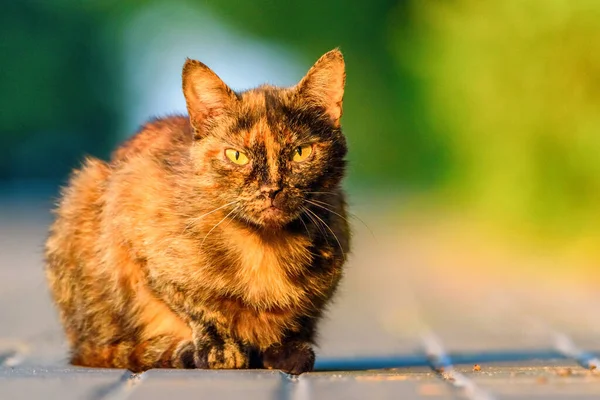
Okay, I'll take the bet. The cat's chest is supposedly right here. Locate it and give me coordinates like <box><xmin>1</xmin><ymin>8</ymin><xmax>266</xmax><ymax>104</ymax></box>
<box><xmin>222</xmin><ymin>227</ymin><xmax>312</xmax><ymax>308</ymax></box>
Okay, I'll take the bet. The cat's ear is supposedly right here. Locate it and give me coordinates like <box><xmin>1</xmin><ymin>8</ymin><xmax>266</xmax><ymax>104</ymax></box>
<box><xmin>295</xmin><ymin>49</ymin><xmax>346</xmax><ymax>128</ymax></box>
<box><xmin>182</xmin><ymin>59</ymin><xmax>238</xmax><ymax>138</ymax></box>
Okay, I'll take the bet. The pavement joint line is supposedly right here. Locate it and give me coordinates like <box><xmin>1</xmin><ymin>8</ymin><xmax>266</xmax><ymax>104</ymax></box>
<box><xmin>422</xmin><ymin>332</ymin><xmax>496</xmax><ymax>400</ymax></box>
<box><xmin>278</xmin><ymin>371</ymin><xmax>310</xmax><ymax>400</ymax></box>
<box><xmin>90</xmin><ymin>371</ymin><xmax>145</xmax><ymax>400</ymax></box>
<box><xmin>0</xmin><ymin>348</ymin><xmax>28</xmax><ymax>368</ymax></box>
<box><xmin>0</xmin><ymin>351</ymin><xmax>16</xmax><ymax>366</ymax></box>
<box><xmin>501</xmin><ymin>298</ymin><xmax>600</xmax><ymax>372</ymax></box>
<box><xmin>0</xmin><ymin>340</ymin><xmax>30</xmax><ymax>367</ymax></box>
<box><xmin>2</xmin><ymin>353</ymin><xmax>26</xmax><ymax>367</ymax></box>
<box><xmin>553</xmin><ymin>332</ymin><xmax>600</xmax><ymax>370</ymax></box>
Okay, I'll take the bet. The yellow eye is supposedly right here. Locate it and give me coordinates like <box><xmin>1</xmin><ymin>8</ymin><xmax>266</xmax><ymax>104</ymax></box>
<box><xmin>225</xmin><ymin>149</ymin><xmax>249</xmax><ymax>165</ymax></box>
<box><xmin>293</xmin><ymin>145</ymin><xmax>313</xmax><ymax>162</ymax></box>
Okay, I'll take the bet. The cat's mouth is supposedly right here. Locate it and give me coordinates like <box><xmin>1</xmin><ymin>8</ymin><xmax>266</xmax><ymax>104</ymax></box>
<box><xmin>253</xmin><ymin>204</ymin><xmax>290</xmax><ymax>228</ymax></box>
<box><xmin>240</xmin><ymin>193</ymin><xmax>303</xmax><ymax>229</ymax></box>
<box><xmin>261</xmin><ymin>205</ymin><xmax>285</xmax><ymax>219</ymax></box>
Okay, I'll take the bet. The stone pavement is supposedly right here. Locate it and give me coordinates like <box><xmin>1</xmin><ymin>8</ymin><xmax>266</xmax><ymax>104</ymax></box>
<box><xmin>1</xmin><ymin>189</ymin><xmax>599</xmax><ymax>399</ymax></box>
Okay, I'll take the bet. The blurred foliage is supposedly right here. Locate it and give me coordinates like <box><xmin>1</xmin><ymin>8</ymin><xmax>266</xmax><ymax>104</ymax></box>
<box><xmin>2</xmin><ymin>0</ymin><xmax>599</xmax><ymax>244</ymax></box>
<box><xmin>392</xmin><ymin>0</ymin><xmax>600</xmax><ymax>239</ymax></box>
<box><xmin>0</xmin><ymin>1</ymin><xmax>118</xmax><ymax>180</ymax></box>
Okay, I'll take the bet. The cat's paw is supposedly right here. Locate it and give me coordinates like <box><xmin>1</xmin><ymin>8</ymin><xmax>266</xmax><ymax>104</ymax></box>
<box><xmin>190</xmin><ymin>341</ymin><xmax>248</xmax><ymax>369</ymax></box>
<box><xmin>262</xmin><ymin>342</ymin><xmax>315</xmax><ymax>375</ymax></box>
<box><xmin>207</xmin><ymin>341</ymin><xmax>249</xmax><ymax>369</ymax></box>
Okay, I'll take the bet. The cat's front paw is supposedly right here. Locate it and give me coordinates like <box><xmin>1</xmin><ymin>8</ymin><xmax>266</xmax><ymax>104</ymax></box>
<box><xmin>172</xmin><ymin>340</ymin><xmax>248</xmax><ymax>369</ymax></box>
<box><xmin>193</xmin><ymin>341</ymin><xmax>248</xmax><ymax>369</ymax></box>
<box><xmin>262</xmin><ymin>342</ymin><xmax>315</xmax><ymax>375</ymax></box>
<box><xmin>208</xmin><ymin>341</ymin><xmax>249</xmax><ymax>369</ymax></box>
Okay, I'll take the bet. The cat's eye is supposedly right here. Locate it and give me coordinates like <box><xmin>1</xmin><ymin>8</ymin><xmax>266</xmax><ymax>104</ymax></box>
<box><xmin>292</xmin><ymin>145</ymin><xmax>313</xmax><ymax>163</ymax></box>
<box><xmin>225</xmin><ymin>149</ymin><xmax>249</xmax><ymax>165</ymax></box>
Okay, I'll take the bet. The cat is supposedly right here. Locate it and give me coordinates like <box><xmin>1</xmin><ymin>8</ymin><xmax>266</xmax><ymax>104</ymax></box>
<box><xmin>45</xmin><ymin>49</ymin><xmax>350</xmax><ymax>374</ymax></box>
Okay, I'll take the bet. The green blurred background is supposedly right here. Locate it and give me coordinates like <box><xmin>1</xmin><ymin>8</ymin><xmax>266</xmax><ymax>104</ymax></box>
<box><xmin>2</xmin><ymin>0</ymin><xmax>599</xmax><ymax>272</ymax></box>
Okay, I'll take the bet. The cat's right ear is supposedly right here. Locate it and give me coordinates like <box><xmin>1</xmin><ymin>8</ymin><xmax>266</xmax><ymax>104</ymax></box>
<box><xmin>182</xmin><ymin>59</ymin><xmax>237</xmax><ymax>138</ymax></box>
<box><xmin>295</xmin><ymin>49</ymin><xmax>346</xmax><ymax>128</ymax></box>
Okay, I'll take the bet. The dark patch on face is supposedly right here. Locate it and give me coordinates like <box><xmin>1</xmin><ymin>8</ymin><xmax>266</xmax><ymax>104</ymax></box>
<box><xmin>263</xmin><ymin>88</ymin><xmax>347</xmax><ymax>181</ymax></box>
<box><xmin>249</xmin><ymin>145</ymin><xmax>270</xmax><ymax>185</ymax></box>
<box><xmin>283</xmin><ymin>105</ymin><xmax>338</xmax><ymax>142</ymax></box>
<box><xmin>277</xmin><ymin>104</ymin><xmax>347</xmax><ymax>193</ymax></box>
<box><xmin>263</xmin><ymin>90</ymin><xmax>285</xmax><ymax>129</ymax></box>
<box><xmin>230</xmin><ymin>111</ymin><xmax>259</xmax><ymax>134</ymax></box>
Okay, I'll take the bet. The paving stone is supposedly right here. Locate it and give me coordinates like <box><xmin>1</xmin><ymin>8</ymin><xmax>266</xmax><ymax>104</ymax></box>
<box><xmin>0</xmin><ymin>366</ymin><xmax>126</xmax><ymax>400</ymax></box>
<box><xmin>454</xmin><ymin>360</ymin><xmax>600</xmax><ymax>399</ymax></box>
<box><xmin>298</xmin><ymin>369</ymin><xmax>457</xmax><ymax>400</ymax></box>
<box><xmin>130</xmin><ymin>370</ymin><xmax>281</xmax><ymax>400</ymax></box>
<box><xmin>0</xmin><ymin>199</ymin><xmax>58</xmax><ymax>342</ymax></box>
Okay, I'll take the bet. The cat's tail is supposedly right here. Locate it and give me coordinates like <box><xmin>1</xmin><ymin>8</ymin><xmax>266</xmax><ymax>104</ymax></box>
<box><xmin>71</xmin><ymin>336</ymin><xmax>195</xmax><ymax>372</ymax></box>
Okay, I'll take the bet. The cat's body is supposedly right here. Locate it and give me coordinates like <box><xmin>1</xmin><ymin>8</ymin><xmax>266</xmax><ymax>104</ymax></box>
<box><xmin>45</xmin><ymin>50</ymin><xmax>349</xmax><ymax>374</ymax></box>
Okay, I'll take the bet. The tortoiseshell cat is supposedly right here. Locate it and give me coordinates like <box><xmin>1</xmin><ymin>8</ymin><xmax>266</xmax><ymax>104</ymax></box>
<box><xmin>45</xmin><ymin>49</ymin><xmax>350</xmax><ymax>374</ymax></box>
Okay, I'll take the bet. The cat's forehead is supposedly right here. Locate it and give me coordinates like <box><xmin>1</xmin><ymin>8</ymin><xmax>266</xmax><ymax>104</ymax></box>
<box><xmin>225</xmin><ymin>87</ymin><xmax>297</xmax><ymax>145</ymax></box>
<box><xmin>237</xmin><ymin>86</ymin><xmax>290</xmax><ymax>122</ymax></box>
<box><xmin>239</xmin><ymin>87</ymin><xmax>273</xmax><ymax>108</ymax></box>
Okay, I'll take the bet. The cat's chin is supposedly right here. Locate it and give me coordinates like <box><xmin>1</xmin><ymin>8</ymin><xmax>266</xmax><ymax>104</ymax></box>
<box><xmin>258</xmin><ymin>207</ymin><xmax>289</xmax><ymax>229</ymax></box>
<box><xmin>240</xmin><ymin>207</ymin><xmax>294</xmax><ymax>230</ymax></box>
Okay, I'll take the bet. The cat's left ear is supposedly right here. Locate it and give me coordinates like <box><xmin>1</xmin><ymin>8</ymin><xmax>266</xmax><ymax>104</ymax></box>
<box><xmin>182</xmin><ymin>59</ymin><xmax>238</xmax><ymax>138</ymax></box>
<box><xmin>295</xmin><ymin>49</ymin><xmax>346</xmax><ymax>128</ymax></box>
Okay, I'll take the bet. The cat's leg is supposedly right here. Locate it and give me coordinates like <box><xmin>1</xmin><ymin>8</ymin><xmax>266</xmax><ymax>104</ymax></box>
<box><xmin>190</xmin><ymin>322</ymin><xmax>249</xmax><ymax>369</ymax></box>
<box><xmin>72</xmin><ymin>335</ymin><xmax>198</xmax><ymax>371</ymax></box>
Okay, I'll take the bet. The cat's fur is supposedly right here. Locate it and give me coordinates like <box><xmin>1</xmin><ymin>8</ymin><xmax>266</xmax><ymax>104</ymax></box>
<box><xmin>45</xmin><ymin>49</ymin><xmax>350</xmax><ymax>374</ymax></box>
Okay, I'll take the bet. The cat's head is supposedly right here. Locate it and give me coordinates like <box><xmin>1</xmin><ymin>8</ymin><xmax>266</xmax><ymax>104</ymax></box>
<box><xmin>182</xmin><ymin>49</ymin><xmax>347</xmax><ymax>229</ymax></box>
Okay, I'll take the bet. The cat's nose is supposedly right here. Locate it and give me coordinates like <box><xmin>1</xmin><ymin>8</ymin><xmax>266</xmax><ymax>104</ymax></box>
<box><xmin>260</xmin><ymin>185</ymin><xmax>282</xmax><ymax>199</ymax></box>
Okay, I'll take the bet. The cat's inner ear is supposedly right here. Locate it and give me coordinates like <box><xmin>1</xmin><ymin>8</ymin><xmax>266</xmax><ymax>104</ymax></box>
<box><xmin>182</xmin><ymin>59</ymin><xmax>237</xmax><ymax>137</ymax></box>
<box><xmin>295</xmin><ymin>49</ymin><xmax>346</xmax><ymax>128</ymax></box>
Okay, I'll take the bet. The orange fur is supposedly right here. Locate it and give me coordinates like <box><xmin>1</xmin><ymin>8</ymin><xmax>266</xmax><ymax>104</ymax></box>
<box><xmin>45</xmin><ymin>49</ymin><xmax>350</xmax><ymax>373</ymax></box>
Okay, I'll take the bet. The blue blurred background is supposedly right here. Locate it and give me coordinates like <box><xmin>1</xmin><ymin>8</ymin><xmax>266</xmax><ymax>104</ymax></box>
<box><xmin>2</xmin><ymin>0</ymin><xmax>600</xmax><ymax>304</ymax></box>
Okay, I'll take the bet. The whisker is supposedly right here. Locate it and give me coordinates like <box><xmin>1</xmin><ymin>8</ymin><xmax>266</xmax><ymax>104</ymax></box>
<box><xmin>304</xmin><ymin>206</ymin><xmax>345</xmax><ymax>259</ymax></box>
<box><xmin>304</xmin><ymin>199</ymin><xmax>350</xmax><ymax>224</ymax></box>
<box><xmin>298</xmin><ymin>213</ymin><xmax>311</xmax><ymax>239</ymax></box>
<box><xmin>305</xmin><ymin>191</ymin><xmax>337</xmax><ymax>196</ymax></box>
<box><xmin>183</xmin><ymin>200</ymin><xmax>238</xmax><ymax>233</ymax></box>
<box><xmin>306</xmin><ymin>198</ymin><xmax>376</xmax><ymax>240</ymax></box>
<box><xmin>200</xmin><ymin>205</ymin><xmax>239</xmax><ymax>248</ymax></box>
<box><xmin>301</xmin><ymin>206</ymin><xmax>329</xmax><ymax>244</ymax></box>
<box><xmin>222</xmin><ymin>206</ymin><xmax>242</xmax><ymax>230</ymax></box>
